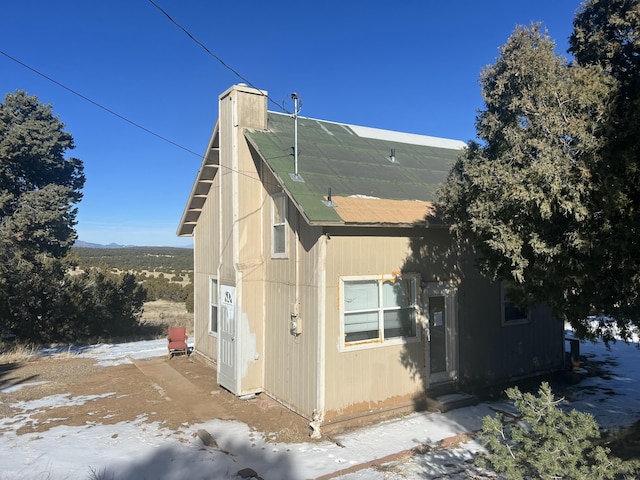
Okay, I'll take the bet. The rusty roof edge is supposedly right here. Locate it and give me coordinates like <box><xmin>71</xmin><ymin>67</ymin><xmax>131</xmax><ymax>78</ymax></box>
<box><xmin>311</xmin><ymin>220</ymin><xmax>450</xmax><ymax>228</ymax></box>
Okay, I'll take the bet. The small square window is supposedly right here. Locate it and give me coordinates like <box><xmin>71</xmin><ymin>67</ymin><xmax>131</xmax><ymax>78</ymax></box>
<box><xmin>501</xmin><ymin>282</ymin><xmax>529</xmax><ymax>326</ymax></box>
<box><xmin>210</xmin><ymin>278</ymin><xmax>218</xmax><ymax>334</ymax></box>
<box><xmin>272</xmin><ymin>193</ymin><xmax>287</xmax><ymax>257</ymax></box>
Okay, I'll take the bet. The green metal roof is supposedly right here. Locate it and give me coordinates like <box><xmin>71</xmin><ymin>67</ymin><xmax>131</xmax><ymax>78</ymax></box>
<box><xmin>245</xmin><ymin>112</ymin><xmax>465</xmax><ymax>225</ymax></box>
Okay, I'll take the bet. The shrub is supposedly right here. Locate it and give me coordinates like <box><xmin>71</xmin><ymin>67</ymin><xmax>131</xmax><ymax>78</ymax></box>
<box><xmin>184</xmin><ymin>284</ymin><xmax>194</xmax><ymax>313</ymax></box>
<box><xmin>144</xmin><ymin>276</ymin><xmax>188</xmax><ymax>302</ymax></box>
<box><xmin>50</xmin><ymin>269</ymin><xmax>147</xmax><ymax>342</ymax></box>
<box><xmin>476</xmin><ymin>382</ymin><xmax>636</xmax><ymax>479</ymax></box>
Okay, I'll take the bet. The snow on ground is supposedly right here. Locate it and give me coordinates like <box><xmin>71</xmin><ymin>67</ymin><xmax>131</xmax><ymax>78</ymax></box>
<box><xmin>1</xmin><ymin>329</ymin><xmax>639</xmax><ymax>480</ymax></box>
<box><xmin>564</xmin><ymin>328</ymin><xmax>640</xmax><ymax>430</ymax></box>
<box><xmin>37</xmin><ymin>338</ymin><xmax>184</xmax><ymax>367</ymax></box>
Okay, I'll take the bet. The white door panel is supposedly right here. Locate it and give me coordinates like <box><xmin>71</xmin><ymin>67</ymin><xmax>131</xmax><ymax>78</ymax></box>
<box><xmin>217</xmin><ymin>285</ymin><xmax>237</xmax><ymax>393</ymax></box>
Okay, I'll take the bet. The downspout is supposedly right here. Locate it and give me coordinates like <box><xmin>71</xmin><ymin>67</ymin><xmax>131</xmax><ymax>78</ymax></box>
<box><xmin>295</xmin><ymin>213</ymin><xmax>300</xmax><ymax>321</ymax></box>
<box><xmin>311</xmin><ymin>232</ymin><xmax>327</xmax><ymax>439</ymax></box>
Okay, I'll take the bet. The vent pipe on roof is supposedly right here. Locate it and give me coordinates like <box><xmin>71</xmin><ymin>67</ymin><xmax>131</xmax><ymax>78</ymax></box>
<box><xmin>323</xmin><ymin>187</ymin><xmax>336</xmax><ymax>207</ymax></box>
<box><xmin>289</xmin><ymin>93</ymin><xmax>304</xmax><ymax>183</ymax></box>
<box><xmin>388</xmin><ymin>148</ymin><xmax>397</xmax><ymax>163</ymax></box>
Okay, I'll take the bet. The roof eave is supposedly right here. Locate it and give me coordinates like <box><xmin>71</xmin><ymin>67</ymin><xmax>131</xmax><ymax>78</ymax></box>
<box><xmin>177</xmin><ymin>121</ymin><xmax>220</xmax><ymax>237</ymax></box>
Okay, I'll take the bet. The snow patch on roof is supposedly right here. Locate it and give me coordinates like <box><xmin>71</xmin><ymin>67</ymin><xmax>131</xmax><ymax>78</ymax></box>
<box><xmin>317</xmin><ymin>121</ymin><xmax>334</xmax><ymax>136</ymax></box>
<box><xmin>349</xmin><ymin>124</ymin><xmax>466</xmax><ymax>150</ymax></box>
<box><xmin>349</xmin><ymin>194</ymin><xmax>380</xmax><ymax>199</ymax></box>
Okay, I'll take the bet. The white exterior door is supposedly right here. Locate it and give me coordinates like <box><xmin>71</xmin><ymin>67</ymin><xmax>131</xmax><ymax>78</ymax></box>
<box><xmin>217</xmin><ymin>285</ymin><xmax>238</xmax><ymax>393</ymax></box>
<box><xmin>424</xmin><ymin>282</ymin><xmax>458</xmax><ymax>386</ymax></box>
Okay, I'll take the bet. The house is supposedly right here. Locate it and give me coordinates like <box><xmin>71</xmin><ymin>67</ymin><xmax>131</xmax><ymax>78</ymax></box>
<box><xmin>177</xmin><ymin>84</ymin><xmax>564</xmax><ymax>431</ymax></box>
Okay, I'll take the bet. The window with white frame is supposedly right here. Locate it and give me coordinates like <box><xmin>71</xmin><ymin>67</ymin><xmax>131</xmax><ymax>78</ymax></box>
<box><xmin>341</xmin><ymin>274</ymin><xmax>419</xmax><ymax>350</ymax></box>
<box><xmin>272</xmin><ymin>193</ymin><xmax>287</xmax><ymax>257</ymax></box>
<box><xmin>209</xmin><ymin>278</ymin><xmax>218</xmax><ymax>334</ymax></box>
<box><xmin>501</xmin><ymin>281</ymin><xmax>529</xmax><ymax>326</ymax></box>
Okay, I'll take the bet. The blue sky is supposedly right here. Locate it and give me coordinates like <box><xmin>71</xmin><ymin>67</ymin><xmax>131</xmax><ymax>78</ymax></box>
<box><xmin>1</xmin><ymin>1</ymin><xmax>580</xmax><ymax>247</ymax></box>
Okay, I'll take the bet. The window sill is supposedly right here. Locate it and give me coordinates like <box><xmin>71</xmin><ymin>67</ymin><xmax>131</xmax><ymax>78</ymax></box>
<box><xmin>340</xmin><ymin>335</ymin><xmax>420</xmax><ymax>353</ymax></box>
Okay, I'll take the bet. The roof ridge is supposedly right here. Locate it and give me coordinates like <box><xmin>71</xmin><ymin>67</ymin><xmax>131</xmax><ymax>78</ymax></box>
<box><xmin>266</xmin><ymin>111</ymin><xmax>466</xmax><ymax>150</ymax></box>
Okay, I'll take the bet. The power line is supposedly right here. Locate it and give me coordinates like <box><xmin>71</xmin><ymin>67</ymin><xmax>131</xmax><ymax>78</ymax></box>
<box><xmin>148</xmin><ymin>0</ymin><xmax>291</xmax><ymax>115</ymax></box>
<box><xmin>0</xmin><ymin>49</ymin><xmax>203</xmax><ymax>158</ymax></box>
<box><xmin>0</xmin><ymin>49</ymin><xmax>289</xmax><ymax>190</ymax></box>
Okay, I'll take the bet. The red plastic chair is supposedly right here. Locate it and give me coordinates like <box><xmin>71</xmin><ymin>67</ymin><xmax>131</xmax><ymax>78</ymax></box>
<box><xmin>167</xmin><ymin>327</ymin><xmax>188</xmax><ymax>359</ymax></box>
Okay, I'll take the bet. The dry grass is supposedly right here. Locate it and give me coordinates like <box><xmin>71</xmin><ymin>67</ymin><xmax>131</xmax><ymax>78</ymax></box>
<box><xmin>0</xmin><ymin>343</ymin><xmax>39</xmax><ymax>363</ymax></box>
<box><xmin>142</xmin><ymin>300</ymin><xmax>193</xmax><ymax>337</ymax></box>
<box><xmin>0</xmin><ymin>301</ymin><xmax>192</xmax><ymax>361</ymax></box>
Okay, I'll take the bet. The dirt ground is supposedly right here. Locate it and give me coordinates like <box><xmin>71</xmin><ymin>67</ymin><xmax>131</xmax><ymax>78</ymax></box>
<box><xmin>0</xmin><ymin>352</ymin><xmax>312</xmax><ymax>444</ymax></box>
<box><xmin>2</xmin><ymin>344</ymin><xmax>639</xmax><ymax>470</ymax></box>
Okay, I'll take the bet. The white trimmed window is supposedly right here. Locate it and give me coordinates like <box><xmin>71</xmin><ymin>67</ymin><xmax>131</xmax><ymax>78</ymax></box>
<box><xmin>271</xmin><ymin>193</ymin><xmax>287</xmax><ymax>257</ymax></box>
<box><xmin>340</xmin><ymin>274</ymin><xmax>419</xmax><ymax>351</ymax></box>
<box><xmin>501</xmin><ymin>281</ymin><xmax>529</xmax><ymax>326</ymax></box>
<box><xmin>209</xmin><ymin>278</ymin><xmax>218</xmax><ymax>334</ymax></box>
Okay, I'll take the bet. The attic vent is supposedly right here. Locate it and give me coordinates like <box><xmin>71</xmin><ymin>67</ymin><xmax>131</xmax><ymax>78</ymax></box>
<box><xmin>388</xmin><ymin>148</ymin><xmax>397</xmax><ymax>164</ymax></box>
<box><xmin>323</xmin><ymin>187</ymin><xmax>336</xmax><ymax>208</ymax></box>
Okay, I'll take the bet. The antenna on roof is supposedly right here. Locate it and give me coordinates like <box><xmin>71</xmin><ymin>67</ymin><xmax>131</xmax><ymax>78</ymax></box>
<box><xmin>289</xmin><ymin>92</ymin><xmax>304</xmax><ymax>183</ymax></box>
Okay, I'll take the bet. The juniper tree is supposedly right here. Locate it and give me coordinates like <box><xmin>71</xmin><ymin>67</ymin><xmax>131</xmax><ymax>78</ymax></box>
<box><xmin>440</xmin><ymin>24</ymin><xmax>614</xmax><ymax>338</ymax></box>
<box><xmin>0</xmin><ymin>91</ymin><xmax>147</xmax><ymax>343</ymax></box>
<box><xmin>441</xmin><ymin>0</ymin><xmax>640</xmax><ymax>340</ymax></box>
<box><xmin>566</xmin><ymin>0</ymin><xmax>640</xmax><ymax>337</ymax></box>
<box><xmin>0</xmin><ymin>91</ymin><xmax>85</xmax><ymax>341</ymax></box>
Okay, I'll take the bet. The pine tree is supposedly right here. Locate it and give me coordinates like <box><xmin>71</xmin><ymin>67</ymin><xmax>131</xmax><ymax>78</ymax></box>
<box><xmin>477</xmin><ymin>382</ymin><xmax>635</xmax><ymax>479</ymax></box>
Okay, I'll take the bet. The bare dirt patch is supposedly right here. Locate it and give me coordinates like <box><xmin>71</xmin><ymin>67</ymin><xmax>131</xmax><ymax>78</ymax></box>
<box><xmin>0</xmin><ymin>352</ymin><xmax>311</xmax><ymax>444</ymax></box>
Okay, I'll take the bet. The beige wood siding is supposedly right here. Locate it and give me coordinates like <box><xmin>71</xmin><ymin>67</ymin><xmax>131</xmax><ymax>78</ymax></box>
<box><xmin>319</xmin><ymin>226</ymin><xmax>563</xmax><ymax>419</ymax></box>
<box><xmin>192</xmin><ymin>183</ymin><xmax>219</xmax><ymax>361</ymax></box>
<box><xmin>261</xmin><ymin>170</ymin><xmax>323</xmax><ymax>419</ymax></box>
<box><xmin>456</xmin><ymin>273</ymin><xmax>564</xmax><ymax>387</ymax></box>
<box><xmin>233</xmin><ymin>121</ymin><xmax>266</xmax><ymax>393</ymax></box>
<box><xmin>322</xmin><ymin>232</ymin><xmax>427</xmax><ymax>420</ymax></box>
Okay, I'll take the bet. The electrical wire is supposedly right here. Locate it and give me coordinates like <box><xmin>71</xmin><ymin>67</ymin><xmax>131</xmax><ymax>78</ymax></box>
<box><xmin>148</xmin><ymin>0</ymin><xmax>291</xmax><ymax>115</ymax></box>
<box><xmin>0</xmin><ymin>50</ymin><xmax>291</xmax><ymax>190</ymax></box>
<box><xmin>0</xmin><ymin>49</ymin><xmax>203</xmax><ymax>158</ymax></box>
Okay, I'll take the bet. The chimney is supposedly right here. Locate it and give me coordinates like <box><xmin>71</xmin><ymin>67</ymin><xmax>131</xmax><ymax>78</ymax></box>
<box><xmin>219</xmin><ymin>84</ymin><xmax>268</xmax><ymax>131</ymax></box>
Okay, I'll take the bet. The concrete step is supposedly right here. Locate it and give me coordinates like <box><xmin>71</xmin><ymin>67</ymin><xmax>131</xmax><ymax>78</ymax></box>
<box><xmin>426</xmin><ymin>392</ymin><xmax>478</xmax><ymax>413</ymax></box>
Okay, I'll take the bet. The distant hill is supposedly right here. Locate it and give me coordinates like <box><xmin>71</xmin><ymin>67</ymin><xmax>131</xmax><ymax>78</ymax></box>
<box><xmin>74</xmin><ymin>241</ymin><xmax>193</xmax><ymax>249</ymax></box>
<box><xmin>74</xmin><ymin>241</ymin><xmax>136</xmax><ymax>249</ymax></box>
<box><xmin>71</xmin><ymin>245</ymin><xmax>193</xmax><ymax>274</ymax></box>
